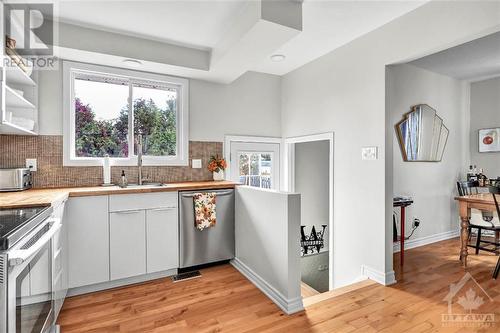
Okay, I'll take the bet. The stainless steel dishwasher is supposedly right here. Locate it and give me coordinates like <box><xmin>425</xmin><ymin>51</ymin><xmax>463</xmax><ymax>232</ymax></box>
<box><xmin>179</xmin><ymin>189</ymin><xmax>235</xmax><ymax>268</ymax></box>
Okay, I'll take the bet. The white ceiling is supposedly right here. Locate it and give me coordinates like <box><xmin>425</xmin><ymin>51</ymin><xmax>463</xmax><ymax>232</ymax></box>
<box><xmin>52</xmin><ymin>0</ymin><xmax>427</xmax><ymax>82</ymax></box>
<box><xmin>410</xmin><ymin>31</ymin><xmax>500</xmax><ymax>82</ymax></box>
<box><xmin>53</xmin><ymin>0</ymin><xmax>249</xmax><ymax>50</ymax></box>
<box><xmin>253</xmin><ymin>0</ymin><xmax>427</xmax><ymax>76</ymax></box>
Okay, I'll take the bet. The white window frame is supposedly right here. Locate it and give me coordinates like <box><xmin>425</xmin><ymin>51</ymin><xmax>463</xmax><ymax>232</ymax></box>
<box><xmin>63</xmin><ymin>61</ymin><xmax>189</xmax><ymax>166</ymax></box>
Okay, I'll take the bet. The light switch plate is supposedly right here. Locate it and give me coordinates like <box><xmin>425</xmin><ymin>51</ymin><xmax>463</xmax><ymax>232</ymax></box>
<box><xmin>361</xmin><ymin>147</ymin><xmax>378</xmax><ymax>160</ymax></box>
<box><xmin>26</xmin><ymin>158</ymin><xmax>37</xmax><ymax>171</ymax></box>
<box><xmin>192</xmin><ymin>159</ymin><xmax>202</xmax><ymax>169</ymax></box>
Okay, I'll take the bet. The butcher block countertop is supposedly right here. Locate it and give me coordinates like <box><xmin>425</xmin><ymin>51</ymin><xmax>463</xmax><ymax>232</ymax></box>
<box><xmin>0</xmin><ymin>181</ymin><xmax>238</xmax><ymax>209</ymax></box>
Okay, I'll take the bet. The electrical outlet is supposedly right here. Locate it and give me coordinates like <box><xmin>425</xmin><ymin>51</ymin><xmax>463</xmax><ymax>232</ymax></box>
<box><xmin>26</xmin><ymin>158</ymin><xmax>37</xmax><ymax>172</ymax></box>
<box><xmin>318</xmin><ymin>264</ymin><xmax>328</xmax><ymax>271</ymax></box>
<box><xmin>413</xmin><ymin>218</ymin><xmax>421</xmax><ymax>228</ymax></box>
<box><xmin>192</xmin><ymin>159</ymin><xmax>202</xmax><ymax>169</ymax></box>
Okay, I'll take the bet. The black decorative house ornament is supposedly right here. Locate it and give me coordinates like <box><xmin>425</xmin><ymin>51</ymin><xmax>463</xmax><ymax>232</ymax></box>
<box><xmin>300</xmin><ymin>225</ymin><xmax>327</xmax><ymax>256</ymax></box>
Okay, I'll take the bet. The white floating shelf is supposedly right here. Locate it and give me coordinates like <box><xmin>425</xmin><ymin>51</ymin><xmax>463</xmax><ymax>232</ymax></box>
<box><xmin>0</xmin><ymin>120</ymin><xmax>37</xmax><ymax>135</ymax></box>
<box><xmin>5</xmin><ymin>64</ymin><xmax>36</xmax><ymax>86</ymax></box>
<box><xmin>5</xmin><ymin>85</ymin><xmax>36</xmax><ymax>109</ymax></box>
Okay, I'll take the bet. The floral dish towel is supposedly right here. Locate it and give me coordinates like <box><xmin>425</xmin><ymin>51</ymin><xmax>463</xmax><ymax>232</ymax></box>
<box><xmin>193</xmin><ymin>192</ymin><xmax>217</xmax><ymax>231</ymax></box>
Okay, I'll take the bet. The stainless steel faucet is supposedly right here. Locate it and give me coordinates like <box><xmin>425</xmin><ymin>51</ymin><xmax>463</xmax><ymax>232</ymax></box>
<box><xmin>137</xmin><ymin>134</ymin><xmax>143</xmax><ymax>185</ymax></box>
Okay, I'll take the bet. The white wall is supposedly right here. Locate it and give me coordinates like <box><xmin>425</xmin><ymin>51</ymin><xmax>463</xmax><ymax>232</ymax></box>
<box><xmin>470</xmin><ymin>77</ymin><xmax>500</xmax><ymax>177</ymax></box>
<box><xmin>38</xmin><ymin>67</ymin><xmax>282</xmax><ymax>141</ymax></box>
<box><xmin>281</xmin><ymin>1</ymin><xmax>500</xmax><ymax>288</ymax></box>
<box><xmin>234</xmin><ymin>186</ymin><xmax>302</xmax><ymax>314</ymax></box>
<box><xmin>388</xmin><ymin>64</ymin><xmax>469</xmax><ymax>240</ymax></box>
<box><xmin>189</xmin><ymin>72</ymin><xmax>281</xmax><ymax>141</ymax></box>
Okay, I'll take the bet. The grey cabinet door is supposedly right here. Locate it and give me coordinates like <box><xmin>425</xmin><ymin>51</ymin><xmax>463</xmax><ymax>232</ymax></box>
<box><xmin>67</xmin><ymin>196</ymin><xmax>109</xmax><ymax>289</ymax></box>
<box><xmin>110</xmin><ymin>210</ymin><xmax>146</xmax><ymax>280</ymax></box>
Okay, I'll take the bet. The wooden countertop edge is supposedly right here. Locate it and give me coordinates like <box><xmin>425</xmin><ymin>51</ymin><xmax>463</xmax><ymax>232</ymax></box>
<box><xmin>454</xmin><ymin>194</ymin><xmax>495</xmax><ymax>204</ymax></box>
<box><xmin>0</xmin><ymin>181</ymin><xmax>239</xmax><ymax>209</ymax></box>
<box><xmin>68</xmin><ymin>182</ymin><xmax>237</xmax><ymax>197</ymax></box>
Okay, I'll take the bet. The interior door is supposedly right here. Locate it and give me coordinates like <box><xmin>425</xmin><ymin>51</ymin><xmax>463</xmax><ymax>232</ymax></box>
<box><xmin>229</xmin><ymin>142</ymin><xmax>280</xmax><ymax>190</ymax></box>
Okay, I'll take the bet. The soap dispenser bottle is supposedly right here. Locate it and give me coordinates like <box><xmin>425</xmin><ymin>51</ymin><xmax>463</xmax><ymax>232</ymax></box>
<box><xmin>119</xmin><ymin>170</ymin><xmax>128</xmax><ymax>188</ymax></box>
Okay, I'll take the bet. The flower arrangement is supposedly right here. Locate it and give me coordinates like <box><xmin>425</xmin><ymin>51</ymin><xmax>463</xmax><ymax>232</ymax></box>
<box><xmin>207</xmin><ymin>155</ymin><xmax>227</xmax><ymax>173</ymax></box>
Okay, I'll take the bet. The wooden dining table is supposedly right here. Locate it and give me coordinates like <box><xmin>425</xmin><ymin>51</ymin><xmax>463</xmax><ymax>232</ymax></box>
<box><xmin>455</xmin><ymin>193</ymin><xmax>497</xmax><ymax>267</ymax></box>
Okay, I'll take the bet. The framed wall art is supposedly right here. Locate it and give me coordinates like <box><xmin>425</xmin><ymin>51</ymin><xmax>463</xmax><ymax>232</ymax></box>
<box><xmin>479</xmin><ymin>128</ymin><xmax>500</xmax><ymax>153</ymax></box>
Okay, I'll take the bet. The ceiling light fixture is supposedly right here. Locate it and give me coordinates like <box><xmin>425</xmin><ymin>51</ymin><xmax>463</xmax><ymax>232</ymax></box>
<box><xmin>270</xmin><ymin>54</ymin><xmax>286</xmax><ymax>62</ymax></box>
<box><xmin>123</xmin><ymin>59</ymin><xmax>142</xmax><ymax>68</ymax></box>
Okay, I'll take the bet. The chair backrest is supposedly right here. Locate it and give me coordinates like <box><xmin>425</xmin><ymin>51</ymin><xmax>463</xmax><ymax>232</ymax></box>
<box><xmin>489</xmin><ymin>186</ymin><xmax>500</xmax><ymax>220</ymax></box>
<box><xmin>457</xmin><ymin>180</ymin><xmax>479</xmax><ymax>196</ymax></box>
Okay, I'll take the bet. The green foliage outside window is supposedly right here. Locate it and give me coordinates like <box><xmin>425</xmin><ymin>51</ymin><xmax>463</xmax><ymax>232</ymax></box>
<box><xmin>75</xmin><ymin>97</ymin><xmax>176</xmax><ymax>158</ymax></box>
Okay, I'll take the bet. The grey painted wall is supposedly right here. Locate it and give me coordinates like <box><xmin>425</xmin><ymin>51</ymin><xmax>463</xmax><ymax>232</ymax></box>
<box><xmin>295</xmin><ymin>140</ymin><xmax>329</xmax><ymax>293</ymax></box>
<box><xmin>301</xmin><ymin>252</ymin><xmax>328</xmax><ymax>293</ymax></box>
<box><xmin>281</xmin><ymin>1</ymin><xmax>500</xmax><ymax>287</ymax></box>
<box><xmin>470</xmin><ymin>77</ymin><xmax>500</xmax><ymax>178</ymax></box>
<box><xmin>295</xmin><ymin>140</ymin><xmax>329</xmax><ymax>247</ymax></box>
<box><xmin>388</xmin><ymin>64</ymin><xmax>469</xmax><ymax>241</ymax></box>
<box><xmin>38</xmin><ymin>67</ymin><xmax>282</xmax><ymax>141</ymax></box>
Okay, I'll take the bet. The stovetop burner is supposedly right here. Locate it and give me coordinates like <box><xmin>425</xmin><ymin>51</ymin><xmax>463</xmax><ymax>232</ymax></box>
<box><xmin>0</xmin><ymin>206</ymin><xmax>52</xmax><ymax>250</ymax></box>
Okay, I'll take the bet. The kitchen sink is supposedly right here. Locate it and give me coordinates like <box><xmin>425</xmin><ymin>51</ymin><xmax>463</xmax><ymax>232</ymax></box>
<box><xmin>124</xmin><ymin>183</ymin><xmax>166</xmax><ymax>188</ymax></box>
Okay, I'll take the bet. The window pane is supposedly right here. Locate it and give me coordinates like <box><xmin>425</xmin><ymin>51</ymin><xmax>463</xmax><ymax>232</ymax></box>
<box><xmin>238</xmin><ymin>152</ymin><xmax>272</xmax><ymax>189</ymax></box>
<box><xmin>133</xmin><ymin>86</ymin><xmax>177</xmax><ymax>156</ymax></box>
<box><xmin>74</xmin><ymin>78</ymin><xmax>129</xmax><ymax>157</ymax></box>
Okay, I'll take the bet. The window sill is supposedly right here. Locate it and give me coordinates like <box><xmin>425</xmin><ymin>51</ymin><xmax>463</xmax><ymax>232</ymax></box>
<box><xmin>63</xmin><ymin>156</ymin><xmax>189</xmax><ymax>167</ymax></box>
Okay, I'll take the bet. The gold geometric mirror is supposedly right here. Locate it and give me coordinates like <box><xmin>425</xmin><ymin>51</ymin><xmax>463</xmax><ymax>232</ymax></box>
<box><xmin>396</xmin><ymin>104</ymin><xmax>449</xmax><ymax>162</ymax></box>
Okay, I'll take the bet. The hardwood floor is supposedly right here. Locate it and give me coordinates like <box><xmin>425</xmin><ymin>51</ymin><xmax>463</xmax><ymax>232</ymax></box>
<box><xmin>58</xmin><ymin>238</ymin><xmax>500</xmax><ymax>332</ymax></box>
<box><xmin>301</xmin><ymin>281</ymin><xmax>320</xmax><ymax>298</ymax></box>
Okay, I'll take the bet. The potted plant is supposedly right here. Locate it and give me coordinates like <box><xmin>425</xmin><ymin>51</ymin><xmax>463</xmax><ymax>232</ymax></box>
<box><xmin>208</xmin><ymin>155</ymin><xmax>227</xmax><ymax>181</ymax></box>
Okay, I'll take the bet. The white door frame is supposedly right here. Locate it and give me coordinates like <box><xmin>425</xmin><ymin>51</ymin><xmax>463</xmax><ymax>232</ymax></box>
<box><xmin>284</xmin><ymin>132</ymin><xmax>335</xmax><ymax>290</ymax></box>
<box><xmin>224</xmin><ymin>135</ymin><xmax>283</xmax><ymax>189</ymax></box>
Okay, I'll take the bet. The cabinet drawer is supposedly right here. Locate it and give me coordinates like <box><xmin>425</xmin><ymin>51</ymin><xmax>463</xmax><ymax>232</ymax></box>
<box><xmin>109</xmin><ymin>192</ymin><xmax>178</xmax><ymax>212</ymax></box>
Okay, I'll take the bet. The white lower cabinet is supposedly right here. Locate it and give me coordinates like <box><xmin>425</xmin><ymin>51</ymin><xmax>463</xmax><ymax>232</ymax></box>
<box><xmin>66</xmin><ymin>192</ymin><xmax>179</xmax><ymax>294</ymax></box>
<box><xmin>146</xmin><ymin>207</ymin><xmax>178</xmax><ymax>273</ymax></box>
<box><xmin>67</xmin><ymin>196</ymin><xmax>110</xmax><ymax>289</ymax></box>
<box><xmin>110</xmin><ymin>210</ymin><xmax>147</xmax><ymax>280</ymax></box>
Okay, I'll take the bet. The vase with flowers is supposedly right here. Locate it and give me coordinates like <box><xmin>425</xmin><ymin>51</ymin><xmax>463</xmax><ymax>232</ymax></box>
<box><xmin>208</xmin><ymin>155</ymin><xmax>227</xmax><ymax>181</ymax></box>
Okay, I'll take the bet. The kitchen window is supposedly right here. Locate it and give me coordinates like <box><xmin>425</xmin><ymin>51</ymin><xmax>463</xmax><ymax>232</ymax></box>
<box><xmin>63</xmin><ymin>61</ymin><xmax>189</xmax><ymax>166</ymax></box>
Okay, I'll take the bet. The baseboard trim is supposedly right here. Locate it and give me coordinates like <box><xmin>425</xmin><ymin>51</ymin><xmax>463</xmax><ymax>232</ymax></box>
<box><xmin>361</xmin><ymin>265</ymin><xmax>396</xmax><ymax>286</ymax></box>
<box><xmin>231</xmin><ymin>258</ymin><xmax>304</xmax><ymax>315</ymax></box>
<box><xmin>393</xmin><ymin>229</ymin><xmax>460</xmax><ymax>253</ymax></box>
<box><xmin>68</xmin><ymin>268</ymin><xmax>178</xmax><ymax>297</ymax></box>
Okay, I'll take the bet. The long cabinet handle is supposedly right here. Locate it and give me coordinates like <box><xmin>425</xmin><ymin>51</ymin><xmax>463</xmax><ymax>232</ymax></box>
<box><xmin>112</xmin><ymin>210</ymin><xmax>142</xmax><ymax>214</ymax></box>
<box><xmin>180</xmin><ymin>190</ymin><xmax>234</xmax><ymax>198</ymax></box>
<box><xmin>148</xmin><ymin>207</ymin><xmax>177</xmax><ymax>212</ymax></box>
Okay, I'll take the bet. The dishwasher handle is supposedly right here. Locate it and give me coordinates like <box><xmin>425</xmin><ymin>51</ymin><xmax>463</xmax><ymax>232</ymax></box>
<box><xmin>180</xmin><ymin>190</ymin><xmax>234</xmax><ymax>198</ymax></box>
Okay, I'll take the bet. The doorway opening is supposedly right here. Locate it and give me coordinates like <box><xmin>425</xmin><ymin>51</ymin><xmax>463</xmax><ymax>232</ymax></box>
<box><xmin>285</xmin><ymin>133</ymin><xmax>334</xmax><ymax>304</ymax></box>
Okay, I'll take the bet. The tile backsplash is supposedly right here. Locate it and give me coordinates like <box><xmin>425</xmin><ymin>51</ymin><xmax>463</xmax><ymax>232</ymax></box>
<box><xmin>0</xmin><ymin>135</ymin><xmax>222</xmax><ymax>188</ymax></box>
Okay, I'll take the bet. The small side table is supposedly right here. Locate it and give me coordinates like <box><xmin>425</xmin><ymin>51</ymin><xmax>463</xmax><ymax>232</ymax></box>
<box><xmin>393</xmin><ymin>198</ymin><xmax>413</xmax><ymax>266</ymax></box>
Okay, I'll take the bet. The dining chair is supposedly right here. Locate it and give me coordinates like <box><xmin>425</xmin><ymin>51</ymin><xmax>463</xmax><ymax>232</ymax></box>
<box><xmin>457</xmin><ymin>181</ymin><xmax>500</xmax><ymax>255</ymax></box>
<box><xmin>489</xmin><ymin>185</ymin><xmax>500</xmax><ymax>279</ymax></box>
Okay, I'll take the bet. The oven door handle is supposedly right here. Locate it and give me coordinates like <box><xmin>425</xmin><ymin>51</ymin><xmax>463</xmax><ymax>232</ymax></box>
<box><xmin>8</xmin><ymin>218</ymin><xmax>61</xmax><ymax>267</ymax></box>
